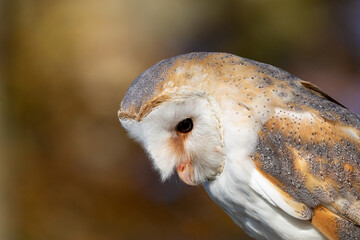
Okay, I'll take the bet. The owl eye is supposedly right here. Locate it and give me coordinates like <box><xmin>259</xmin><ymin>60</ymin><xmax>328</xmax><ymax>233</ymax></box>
<box><xmin>176</xmin><ymin>118</ymin><xmax>193</xmax><ymax>133</ymax></box>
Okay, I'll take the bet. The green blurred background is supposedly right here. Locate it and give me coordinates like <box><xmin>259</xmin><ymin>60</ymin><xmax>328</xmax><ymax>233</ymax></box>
<box><xmin>1</xmin><ymin>0</ymin><xmax>360</xmax><ymax>239</ymax></box>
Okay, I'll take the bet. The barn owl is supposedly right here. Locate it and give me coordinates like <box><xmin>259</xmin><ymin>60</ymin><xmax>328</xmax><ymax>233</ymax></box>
<box><xmin>118</xmin><ymin>52</ymin><xmax>360</xmax><ymax>240</ymax></box>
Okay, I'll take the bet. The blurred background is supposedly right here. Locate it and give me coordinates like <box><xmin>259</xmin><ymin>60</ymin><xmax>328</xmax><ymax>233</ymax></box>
<box><xmin>1</xmin><ymin>0</ymin><xmax>360</xmax><ymax>239</ymax></box>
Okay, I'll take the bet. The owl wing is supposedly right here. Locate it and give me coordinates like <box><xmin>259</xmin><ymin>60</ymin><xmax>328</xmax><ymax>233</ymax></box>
<box><xmin>252</xmin><ymin>81</ymin><xmax>360</xmax><ymax>239</ymax></box>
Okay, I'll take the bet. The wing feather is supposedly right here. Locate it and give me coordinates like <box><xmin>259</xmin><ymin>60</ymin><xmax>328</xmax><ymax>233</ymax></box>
<box><xmin>249</xmin><ymin>169</ymin><xmax>312</xmax><ymax>220</ymax></box>
<box><xmin>312</xmin><ymin>206</ymin><xmax>360</xmax><ymax>240</ymax></box>
<box><xmin>252</xmin><ymin>79</ymin><xmax>360</xmax><ymax>238</ymax></box>
<box><xmin>299</xmin><ymin>81</ymin><xmax>347</xmax><ymax>109</ymax></box>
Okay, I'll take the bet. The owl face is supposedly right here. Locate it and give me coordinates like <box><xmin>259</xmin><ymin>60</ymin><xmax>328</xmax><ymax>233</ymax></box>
<box><xmin>120</xmin><ymin>94</ymin><xmax>225</xmax><ymax>184</ymax></box>
<box><xmin>118</xmin><ymin>54</ymin><xmax>228</xmax><ymax>184</ymax></box>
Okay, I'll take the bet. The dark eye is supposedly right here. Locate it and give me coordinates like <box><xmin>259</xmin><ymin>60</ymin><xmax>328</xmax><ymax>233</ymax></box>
<box><xmin>176</xmin><ymin>118</ymin><xmax>193</xmax><ymax>133</ymax></box>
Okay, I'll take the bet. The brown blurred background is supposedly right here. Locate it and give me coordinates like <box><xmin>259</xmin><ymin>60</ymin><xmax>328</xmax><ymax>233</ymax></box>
<box><xmin>1</xmin><ymin>0</ymin><xmax>360</xmax><ymax>239</ymax></box>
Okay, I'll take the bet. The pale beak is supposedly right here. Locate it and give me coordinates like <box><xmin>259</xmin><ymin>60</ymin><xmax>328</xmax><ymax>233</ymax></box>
<box><xmin>176</xmin><ymin>161</ymin><xmax>199</xmax><ymax>186</ymax></box>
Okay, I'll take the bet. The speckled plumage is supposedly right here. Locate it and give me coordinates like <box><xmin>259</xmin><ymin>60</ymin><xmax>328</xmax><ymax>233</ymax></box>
<box><xmin>118</xmin><ymin>52</ymin><xmax>360</xmax><ymax>240</ymax></box>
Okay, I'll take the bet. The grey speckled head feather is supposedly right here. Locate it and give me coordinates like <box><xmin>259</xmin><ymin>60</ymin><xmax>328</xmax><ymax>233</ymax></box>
<box><xmin>121</xmin><ymin>52</ymin><xmax>211</xmax><ymax>113</ymax></box>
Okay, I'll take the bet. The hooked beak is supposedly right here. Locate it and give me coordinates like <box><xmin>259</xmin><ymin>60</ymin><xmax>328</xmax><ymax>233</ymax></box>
<box><xmin>176</xmin><ymin>161</ymin><xmax>199</xmax><ymax>186</ymax></box>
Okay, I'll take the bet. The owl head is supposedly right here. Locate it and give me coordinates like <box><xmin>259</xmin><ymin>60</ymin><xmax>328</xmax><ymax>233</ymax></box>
<box><xmin>118</xmin><ymin>53</ymin><xmax>230</xmax><ymax>185</ymax></box>
<box><xmin>118</xmin><ymin>52</ymin><xmax>287</xmax><ymax>185</ymax></box>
